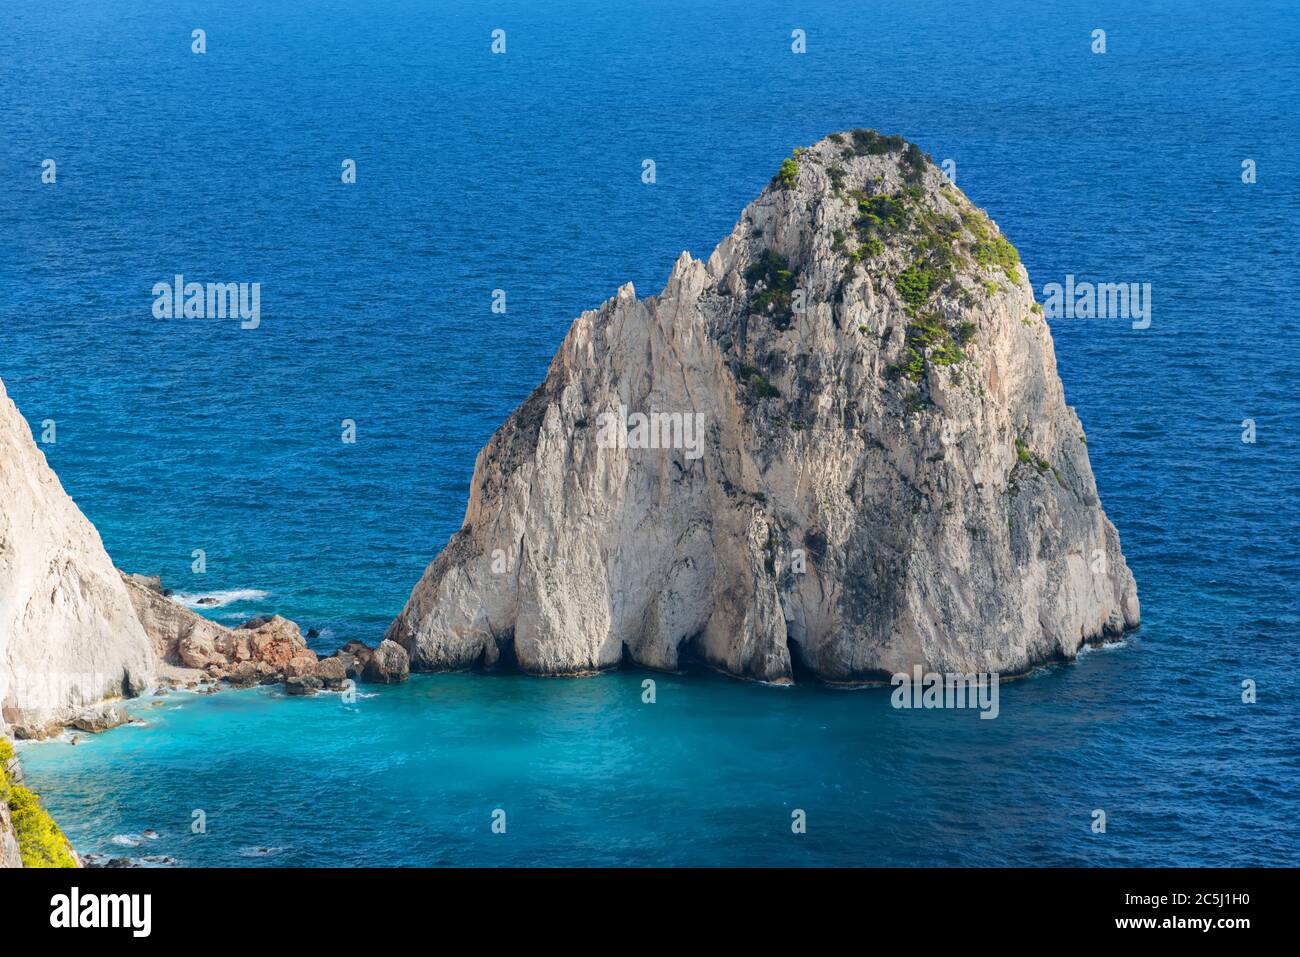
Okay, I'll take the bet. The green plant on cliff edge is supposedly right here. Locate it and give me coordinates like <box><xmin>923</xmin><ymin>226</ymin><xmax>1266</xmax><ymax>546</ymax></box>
<box><xmin>1</xmin><ymin>737</ymin><xmax>77</xmax><ymax>867</ymax></box>
<box><xmin>8</xmin><ymin>788</ymin><xmax>78</xmax><ymax>867</ymax></box>
<box><xmin>901</xmin><ymin>141</ymin><xmax>927</xmax><ymax>184</ymax></box>
<box><xmin>961</xmin><ymin>208</ymin><xmax>1021</xmax><ymax>282</ymax></box>
<box><xmin>778</xmin><ymin>156</ymin><xmax>799</xmax><ymax>188</ymax></box>
<box><xmin>848</xmin><ymin>128</ymin><xmax>906</xmax><ymax>157</ymax></box>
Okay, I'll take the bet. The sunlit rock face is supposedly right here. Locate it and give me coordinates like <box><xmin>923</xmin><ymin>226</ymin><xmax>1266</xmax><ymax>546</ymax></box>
<box><xmin>0</xmin><ymin>378</ymin><xmax>154</xmax><ymax>737</ymax></box>
<box><xmin>386</xmin><ymin>131</ymin><xmax>1139</xmax><ymax>683</ymax></box>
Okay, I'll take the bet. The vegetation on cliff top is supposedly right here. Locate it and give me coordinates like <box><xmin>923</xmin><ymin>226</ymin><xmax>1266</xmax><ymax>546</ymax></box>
<box><xmin>778</xmin><ymin>157</ymin><xmax>799</xmax><ymax>188</ymax></box>
<box><xmin>750</xmin><ymin>133</ymin><xmax>1027</xmax><ymax>405</ymax></box>
<box><xmin>1</xmin><ymin>736</ymin><xmax>78</xmax><ymax>868</ymax></box>
<box><xmin>831</xmin><ymin>135</ymin><xmax>1021</xmax><ymax>393</ymax></box>
<box><xmin>963</xmin><ymin>208</ymin><xmax>1021</xmax><ymax>281</ymax></box>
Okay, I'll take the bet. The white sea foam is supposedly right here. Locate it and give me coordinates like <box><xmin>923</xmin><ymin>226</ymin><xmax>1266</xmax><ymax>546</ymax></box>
<box><xmin>171</xmin><ymin>588</ymin><xmax>270</xmax><ymax>610</ymax></box>
<box><xmin>1079</xmin><ymin>638</ymin><xmax>1128</xmax><ymax>658</ymax></box>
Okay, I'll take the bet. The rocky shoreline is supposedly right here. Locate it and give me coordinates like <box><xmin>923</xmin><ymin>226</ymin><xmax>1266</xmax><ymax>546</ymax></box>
<box><xmin>0</xmin><ymin>587</ymin><xmax>411</xmax><ymax>867</ymax></box>
<box><xmin>0</xmin><ymin>364</ymin><xmax>417</xmax><ymax>866</ymax></box>
<box><xmin>121</xmin><ymin>572</ymin><xmax>409</xmax><ymax>701</ymax></box>
<box><xmin>4</xmin><ymin>576</ymin><xmax>412</xmax><ymax>743</ymax></box>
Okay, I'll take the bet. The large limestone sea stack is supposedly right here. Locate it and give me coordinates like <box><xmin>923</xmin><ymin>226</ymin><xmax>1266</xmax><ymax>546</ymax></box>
<box><xmin>387</xmin><ymin>130</ymin><xmax>1140</xmax><ymax>683</ymax></box>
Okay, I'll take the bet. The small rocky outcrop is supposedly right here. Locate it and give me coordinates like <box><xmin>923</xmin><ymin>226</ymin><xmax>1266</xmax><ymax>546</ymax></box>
<box><xmin>122</xmin><ymin>573</ymin><xmax>389</xmax><ymax>692</ymax></box>
<box><xmin>122</xmin><ymin>574</ymin><xmax>319</xmax><ymax>686</ymax></box>
<box><xmin>362</xmin><ymin>639</ymin><xmax>409</xmax><ymax>684</ymax></box>
<box><xmin>337</xmin><ymin>641</ymin><xmax>373</xmax><ymax>678</ymax></box>
<box><xmin>284</xmin><ymin>675</ymin><xmax>324</xmax><ymax>696</ymax></box>
<box><xmin>386</xmin><ymin>130</ymin><xmax>1139</xmax><ymax>682</ymax></box>
<box><xmin>10</xmin><ymin>703</ymin><xmax>139</xmax><ymax>743</ymax></box>
<box><xmin>68</xmin><ymin>703</ymin><xmax>131</xmax><ymax>734</ymax></box>
<box><xmin>0</xmin><ymin>378</ymin><xmax>155</xmax><ymax>736</ymax></box>
<box><xmin>313</xmin><ymin>656</ymin><xmax>349</xmax><ymax>690</ymax></box>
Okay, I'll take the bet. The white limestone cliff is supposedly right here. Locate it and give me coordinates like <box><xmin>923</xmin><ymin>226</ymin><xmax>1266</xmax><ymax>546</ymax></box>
<box><xmin>0</xmin><ymin>378</ymin><xmax>155</xmax><ymax>736</ymax></box>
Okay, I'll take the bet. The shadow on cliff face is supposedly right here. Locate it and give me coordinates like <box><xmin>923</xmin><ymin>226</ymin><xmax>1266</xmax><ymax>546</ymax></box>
<box><xmin>785</xmin><ymin>636</ymin><xmax>814</xmax><ymax>685</ymax></box>
<box><xmin>467</xmin><ymin>634</ymin><xmax>522</xmax><ymax>675</ymax></box>
<box><xmin>672</xmin><ymin>632</ymin><xmax>801</xmax><ymax>685</ymax></box>
<box><xmin>609</xmin><ymin>640</ymin><xmax>708</xmax><ymax>680</ymax></box>
<box><xmin>492</xmin><ymin>635</ymin><xmax>520</xmax><ymax>672</ymax></box>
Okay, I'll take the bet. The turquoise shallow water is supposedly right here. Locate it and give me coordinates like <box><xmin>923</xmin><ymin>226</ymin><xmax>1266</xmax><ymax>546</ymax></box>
<box><xmin>15</xmin><ymin>646</ymin><xmax>1299</xmax><ymax>867</ymax></box>
<box><xmin>3</xmin><ymin>0</ymin><xmax>1299</xmax><ymax>865</ymax></box>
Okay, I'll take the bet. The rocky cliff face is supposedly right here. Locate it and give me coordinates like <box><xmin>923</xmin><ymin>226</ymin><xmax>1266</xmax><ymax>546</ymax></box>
<box><xmin>0</xmin><ymin>802</ymin><xmax>20</xmax><ymax>868</ymax></box>
<box><xmin>389</xmin><ymin>130</ymin><xmax>1140</xmax><ymax>683</ymax></box>
<box><xmin>0</xmin><ymin>378</ymin><xmax>155</xmax><ymax>734</ymax></box>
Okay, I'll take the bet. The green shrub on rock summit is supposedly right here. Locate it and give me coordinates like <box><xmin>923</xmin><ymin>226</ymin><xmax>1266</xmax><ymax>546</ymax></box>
<box><xmin>778</xmin><ymin>156</ymin><xmax>799</xmax><ymax>189</ymax></box>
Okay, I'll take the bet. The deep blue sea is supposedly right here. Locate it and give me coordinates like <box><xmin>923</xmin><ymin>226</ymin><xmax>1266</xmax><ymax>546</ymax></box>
<box><xmin>2</xmin><ymin>0</ymin><xmax>1297</xmax><ymax>866</ymax></box>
